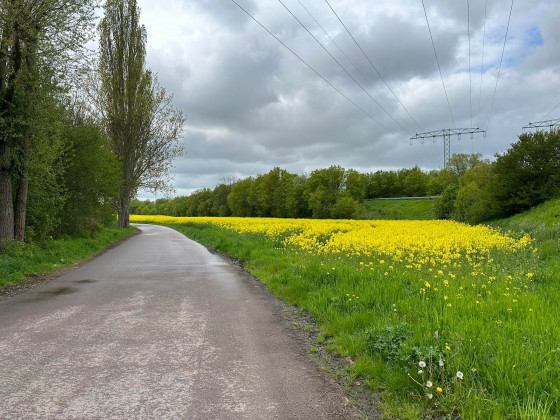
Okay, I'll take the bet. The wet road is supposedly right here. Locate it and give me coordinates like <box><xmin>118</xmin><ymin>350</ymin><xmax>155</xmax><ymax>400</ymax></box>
<box><xmin>0</xmin><ymin>224</ymin><xmax>359</xmax><ymax>419</ymax></box>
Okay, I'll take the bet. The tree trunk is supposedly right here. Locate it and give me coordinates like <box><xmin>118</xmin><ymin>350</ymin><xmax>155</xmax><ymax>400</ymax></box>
<box><xmin>14</xmin><ymin>166</ymin><xmax>28</xmax><ymax>241</ymax></box>
<box><xmin>118</xmin><ymin>191</ymin><xmax>130</xmax><ymax>229</ymax></box>
<box><xmin>0</xmin><ymin>142</ymin><xmax>14</xmax><ymax>243</ymax></box>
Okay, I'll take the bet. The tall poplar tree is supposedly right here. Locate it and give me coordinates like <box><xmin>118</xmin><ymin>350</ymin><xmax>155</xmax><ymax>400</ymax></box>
<box><xmin>99</xmin><ymin>0</ymin><xmax>185</xmax><ymax>228</ymax></box>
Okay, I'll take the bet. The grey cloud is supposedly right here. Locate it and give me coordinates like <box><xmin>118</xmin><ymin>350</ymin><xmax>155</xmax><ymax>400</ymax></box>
<box><xmin>134</xmin><ymin>0</ymin><xmax>559</xmax><ymax>199</ymax></box>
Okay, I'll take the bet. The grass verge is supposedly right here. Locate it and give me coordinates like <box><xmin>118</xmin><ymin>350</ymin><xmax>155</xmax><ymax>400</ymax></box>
<box><xmin>0</xmin><ymin>227</ymin><xmax>136</xmax><ymax>289</ymax></box>
<box><xmin>362</xmin><ymin>199</ymin><xmax>435</xmax><ymax>220</ymax></box>
<box><xmin>132</xmin><ymin>209</ymin><xmax>559</xmax><ymax>419</ymax></box>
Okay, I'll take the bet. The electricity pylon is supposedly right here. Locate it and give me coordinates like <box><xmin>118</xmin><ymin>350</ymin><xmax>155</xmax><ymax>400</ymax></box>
<box><xmin>410</xmin><ymin>128</ymin><xmax>486</xmax><ymax>168</ymax></box>
<box><xmin>522</xmin><ymin>118</ymin><xmax>560</xmax><ymax>133</ymax></box>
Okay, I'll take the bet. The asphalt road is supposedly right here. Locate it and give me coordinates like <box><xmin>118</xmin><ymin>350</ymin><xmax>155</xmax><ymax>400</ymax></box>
<box><xmin>0</xmin><ymin>224</ymin><xmax>359</xmax><ymax>419</ymax></box>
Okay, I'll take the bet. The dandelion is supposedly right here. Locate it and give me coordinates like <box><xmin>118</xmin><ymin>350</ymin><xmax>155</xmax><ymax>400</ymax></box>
<box><xmin>471</xmin><ymin>368</ymin><xmax>476</xmax><ymax>373</ymax></box>
<box><xmin>418</xmin><ymin>370</ymin><xmax>423</xmax><ymax>375</ymax></box>
<box><xmin>419</xmin><ymin>361</ymin><xmax>426</xmax><ymax>368</ymax></box>
<box><xmin>456</xmin><ymin>371</ymin><xmax>464</xmax><ymax>380</ymax></box>
<box><xmin>445</xmin><ymin>345</ymin><xmax>451</xmax><ymax>350</ymax></box>
<box><xmin>427</xmin><ymin>393</ymin><xmax>433</xmax><ymax>399</ymax></box>
<box><xmin>426</xmin><ymin>380</ymin><xmax>433</xmax><ymax>387</ymax></box>
<box><xmin>436</xmin><ymin>387</ymin><xmax>443</xmax><ymax>393</ymax></box>
<box><xmin>439</xmin><ymin>359</ymin><xmax>444</xmax><ymax>367</ymax></box>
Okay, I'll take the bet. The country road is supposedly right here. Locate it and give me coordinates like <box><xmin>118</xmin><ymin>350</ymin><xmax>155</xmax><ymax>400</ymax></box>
<box><xmin>0</xmin><ymin>224</ymin><xmax>360</xmax><ymax>419</ymax></box>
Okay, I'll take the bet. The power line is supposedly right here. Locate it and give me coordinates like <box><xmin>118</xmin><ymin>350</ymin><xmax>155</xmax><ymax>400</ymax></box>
<box><xmin>323</xmin><ymin>0</ymin><xmax>424</xmax><ymax>132</ymax></box>
<box><xmin>477</xmin><ymin>0</ymin><xmax>488</xmax><ymax>128</ymax></box>
<box><xmin>467</xmin><ymin>0</ymin><xmax>472</xmax><ymax>128</ymax></box>
<box><xmin>485</xmin><ymin>0</ymin><xmax>514</xmax><ymax>132</ymax></box>
<box><xmin>295</xmin><ymin>0</ymin><xmax>415</xmax><ymax>133</ymax></box>
<box><xmin>277</xmin><ymin>0</ymin><xmax>414</xmax><ymax>136</ymax></box>
<box><xmin>421</xmin><ymin>0</ymin><xmax>456</xmax><ymax>128</ymax></box>
<box><xmin>542</xmin><ymin>100</ymin><xmax>560</xmax><ymax>120</ymax></box>
<box><xmin>228</xmin><ymin>0</ymin><xmax>404</xmax><ymax>139</ymax></box>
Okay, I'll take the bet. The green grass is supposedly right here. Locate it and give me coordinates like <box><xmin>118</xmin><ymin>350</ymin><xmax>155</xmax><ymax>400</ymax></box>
<box><xmin>140</xmin><ymin>202</ymin><xmax>560</xmax><ymax>419</ymax></box>
<box><xmin>362</xmin><ymin>199</ymin><xmax>435</xmax><ymax>220</ymax></box>
<box><xmin>0</xmin><ymin>227</ymin><xmax>136</xmax><ymax>288</ymax></box>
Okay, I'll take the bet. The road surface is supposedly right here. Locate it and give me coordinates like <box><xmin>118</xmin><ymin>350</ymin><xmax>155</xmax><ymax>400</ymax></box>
<box><xmin>0</xmin><ymin>224</ymin><xmax>360</xmax><ymax>419</ymax></box>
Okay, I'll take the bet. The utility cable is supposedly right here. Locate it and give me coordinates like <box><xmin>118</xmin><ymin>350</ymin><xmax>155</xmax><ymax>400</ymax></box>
<box><xmin>323</xmin><ymin>0</ymin><xmax>424</xmax><ymax>132</ymax></box>
<box><xmin>277</xmin><ymin>0</ymin><xmax>414</xmax><ymax>136</ymax></box>
<box><xmin>542</xmin><ymin>100</ymin><xmax>560</xmax><ymax>120</ymax></box>
<box><xmin>228</xmin><ymin>0</ymin><xmax>408</xmax><ymax>140</ymax></box>
<box><xmin>486</xmin><ymin>0</ymin><xmax>514</xmax><ymax>131</ymax></box>
<box><xmin>295</xmin><ymin>0</ymin><xmax>413</xmax><ymax>132</ymax></box>
<box><xmin>421</xmin><ymin>0</ymin><xmax>456</xmax><ymax>128</ymax></box>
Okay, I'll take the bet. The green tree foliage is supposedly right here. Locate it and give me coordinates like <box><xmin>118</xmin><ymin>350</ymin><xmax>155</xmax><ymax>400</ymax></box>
<box><xmin>446</xmin><ymin>153</ymin><xmax>486</xmax><ymax>178</ymax></box>
<box><xmin>228</xmin><ymin>177</ymin><xmax>256</xmax><ymax>217</ymax></box>
<box><xmin>258</xmin><ymin>167</ymin><xmax>295</xmax><ymax>218</ymax></box>
<box><xmin>492</xmin><ymin>130</ymin><xmax>560</xmax><ymax>216</ymax></box>
<box><xmin>434</xmin><ymin>184</ymin><xmax>458</xmax><ymax>220</ymax></box>
<box><xmin>427</xmin><ymin>168</ymin><xmax>456</xmax><ymax>195</ymax></box>
<box><xmin>98</xmin><ymin>0</ymin><xmax>185</xmax><ymax>228</ymax></box>
<box><xmin>59</xmin><ymin>112</ymin><xmax>120</xmax><ymax>236</ymax></box>
<box><xmin>330</xmin><ymin>194</ymin><xmax>361</xmax><ymax>219</ymax></box>
<box><xmin>367</xmin><ymin>170</ymin><xmax>403</xmax><ymax>198</ymax></box>
<box><xmin>402</xmin><ymin>166</ymin><xmax>429</xmax><ymax>197</ymax></box>
<box><xmin>137</xmin><ymin>165</ymin><xmax>432</xmax><ymax>220</ymax></box>
<box><xmin>0</xmin><ymin>0</ymin><xmax>95</xmax><ymax>243</ymax></box>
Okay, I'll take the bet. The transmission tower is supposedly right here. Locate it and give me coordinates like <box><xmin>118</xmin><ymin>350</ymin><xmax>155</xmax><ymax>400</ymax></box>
<box><xmin>522</xmin><ymin>118</ymin><xmax>560</xmax><ymax>133</ymax></box>
<box><xmin>411</xmin><ymin>128</ymin><xmax>486</xmax><ymax>168</ymax></box>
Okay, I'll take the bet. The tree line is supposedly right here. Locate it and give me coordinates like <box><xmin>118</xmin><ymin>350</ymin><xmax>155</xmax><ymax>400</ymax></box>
<box><xmin>132</xmin><ymin>164</ymin><xmax>455</xmax><ymax>219</ymax></box>
<box><xmin>134</xmin><ymin>129</ymin><xmax>560</xmax><ymax>224</ymax></box>
<box><xmin>435</xmin><ymin>129</ymin><xmax>560</xmax><ymax>224</ymax></box>
<box><xmin>0</xmin><ymin>0</ymin><xmax>183</xmax><ymax>248</ymax></box>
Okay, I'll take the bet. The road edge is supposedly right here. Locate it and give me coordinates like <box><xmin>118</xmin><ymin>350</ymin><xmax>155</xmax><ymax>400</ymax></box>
<box><xmin>0</xmin><ymin>228</ymin><xmax>141</xmax><ymax>301</ymax></box>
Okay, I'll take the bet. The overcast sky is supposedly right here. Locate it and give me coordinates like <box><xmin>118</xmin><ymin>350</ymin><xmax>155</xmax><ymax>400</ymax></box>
<box><xmin>132</xmin><ymin>0</ymin><xmax>560</xmax><ymax>198</ymax></box>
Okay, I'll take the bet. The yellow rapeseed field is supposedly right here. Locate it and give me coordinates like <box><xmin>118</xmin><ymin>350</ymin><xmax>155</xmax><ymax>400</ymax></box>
<box><xmin>130</xmin><ymin>215</ymin><xmax>532</xmax><ymax>267</ymax></box>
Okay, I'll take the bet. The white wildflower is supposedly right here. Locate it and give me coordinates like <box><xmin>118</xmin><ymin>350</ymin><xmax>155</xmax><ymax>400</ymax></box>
<box><xmin>456</xmin><ymin>371</ymin><xmax>464</xmax><ymax>380</ymax></box>
<box><xmin>426</xmin><ymin>380</ymin><xmax>433</xmax><ymax>388</ymax></box>
<box><xmin>427</xmin><ymin>393</ymin><xmax>433</xmax><ymax>399</ymax></box>
<box><xmin>419</xmin><ymin>361</ymin><xmax>426</xmax><ymax>368</ymax></box>
<box><xmin>418</xmin><ymin>370</ymin><xmax>423</xmax><ymax>375</ymax></box>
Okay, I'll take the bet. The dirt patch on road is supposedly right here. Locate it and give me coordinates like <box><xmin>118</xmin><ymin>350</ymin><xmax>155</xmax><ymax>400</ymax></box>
<box><xmin>0</xmin><ymin>229</ymin><xmax>140</xmax><ymax>302</ymax></box>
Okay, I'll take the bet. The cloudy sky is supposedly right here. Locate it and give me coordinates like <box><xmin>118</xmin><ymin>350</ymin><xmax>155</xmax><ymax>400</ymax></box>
<box><xmin>132</xmin><ymin>0</ymin><xmax>560</xmax><ymax>198</ymax></box>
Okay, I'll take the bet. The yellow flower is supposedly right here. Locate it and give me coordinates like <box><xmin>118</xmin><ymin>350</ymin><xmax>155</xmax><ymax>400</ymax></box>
<box><xmin>436</xmin><ymin>387</ymin><xmax>443</xmax><ymax>393</ymax></box>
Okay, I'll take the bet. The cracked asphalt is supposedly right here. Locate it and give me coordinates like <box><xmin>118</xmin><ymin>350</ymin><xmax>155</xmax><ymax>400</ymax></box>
<box><xmin>0</xmin><ymin>224</ymin><xmax>360</xmax><ymax>419</ymax></box>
